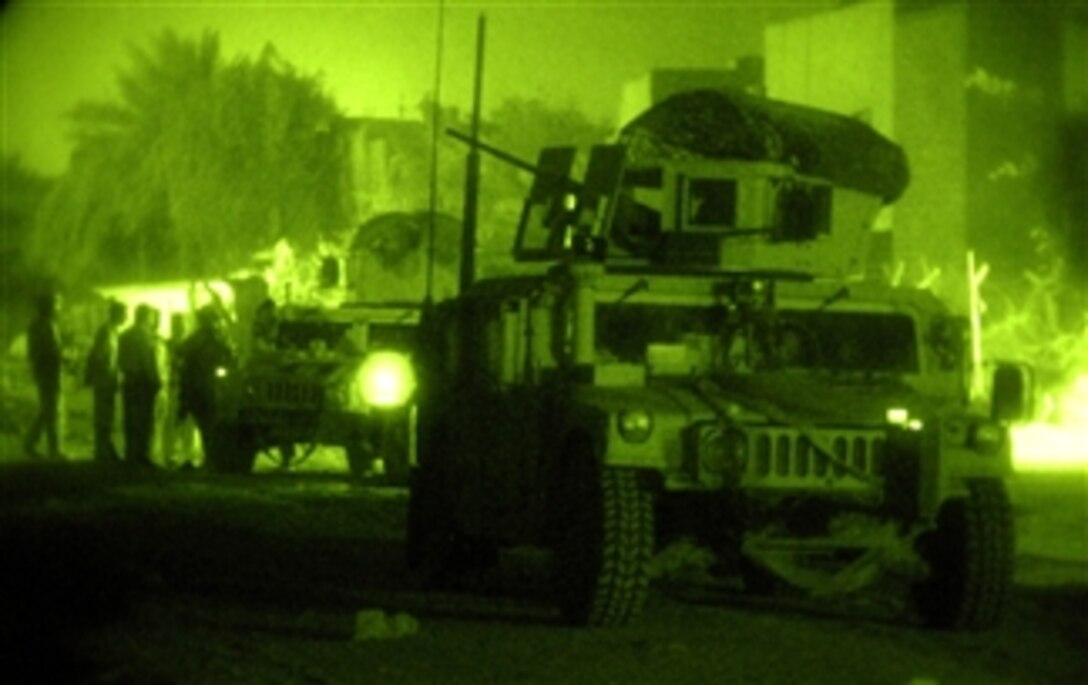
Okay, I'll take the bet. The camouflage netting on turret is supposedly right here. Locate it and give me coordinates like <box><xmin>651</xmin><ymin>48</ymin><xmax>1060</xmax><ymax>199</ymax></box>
<box><xmin>619</xmin><ymin>89</ymin><xmax>910</xmax><ymax>203</ymax></box>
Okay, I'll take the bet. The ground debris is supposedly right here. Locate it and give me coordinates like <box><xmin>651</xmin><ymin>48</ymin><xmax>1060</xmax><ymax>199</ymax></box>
<box><xmin>352</xmin><ymin>609</ymin><xmax>419</xmax><ymax>640</ymax></box>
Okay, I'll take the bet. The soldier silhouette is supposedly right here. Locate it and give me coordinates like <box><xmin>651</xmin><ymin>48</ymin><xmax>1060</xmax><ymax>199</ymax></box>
<box><xmin>85</xmin><ymin>299</ymin><xmax>127</xmax><ymax>463</ymax></box>
<box><xmin>118</xmin><ymin>304</ymin><xmax>162</xmax><ymax>467</ymax></box>
<box><xmin>23</xmin><ymin>291</ymin><xmax>65</xmax><ymax>460</ymax></box>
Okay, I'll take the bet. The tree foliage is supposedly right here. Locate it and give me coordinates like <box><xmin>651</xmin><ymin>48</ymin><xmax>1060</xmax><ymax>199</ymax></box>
<box><xmin>31</xmin><ymin>30</ymin><xmax>354</xmax><ymax>284</ymax></box>
<box><xmin>1</xmin><ymin>154</ymin><xmax>55</xmax><ymax>340</ymax></box>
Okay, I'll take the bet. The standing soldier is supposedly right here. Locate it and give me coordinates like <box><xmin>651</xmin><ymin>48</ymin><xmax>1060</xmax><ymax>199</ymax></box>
<box><xmin>149</xmin><ymin>308</ymin><xmax>170</xmax><ymax>467</ymax></box>
<box><xmin>23</xmin><ymin>291</ymin><xmax>65</xmax><ymax>460</ymax></box>
<box><xmin>85</xmin><ymin>299</ymin><xmax>127</xmax><ymax>463</ymax></box>
<box><xmin>178</xmin><ymin>306</ymin><xmax>235</xmax><ymax>463</ymax></box>
<box><xmin>162</xmin><ymin>313</ymin><xmax>197</xmax><ymax>468</ymax></box>
<box><xmin>118</xmin><ymin>304</ymin><xmax>162</xmax><ymax>467</ymax></box>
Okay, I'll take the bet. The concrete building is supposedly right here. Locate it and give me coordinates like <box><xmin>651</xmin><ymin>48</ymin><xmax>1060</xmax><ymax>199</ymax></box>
<box><xmin>764</xmin><ymin>1</ymin><xmax>1088</xmax><ymax>310</ymax></box>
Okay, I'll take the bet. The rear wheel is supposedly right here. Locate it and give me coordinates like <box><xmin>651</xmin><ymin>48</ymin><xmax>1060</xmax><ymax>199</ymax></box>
<box><xmin>911</xmin><ymin>479</ymin><xmax>1014</xmax><ymax>630</ymax></box>
<box><xmin>346</xmin><ymin>418</ymin><xmax>410</xmax><ymax>483</ymax></box>
<box><xmin>555</xmin><ymin>464</ymin><xmax>655</xmax><ymax>626</ymax></box>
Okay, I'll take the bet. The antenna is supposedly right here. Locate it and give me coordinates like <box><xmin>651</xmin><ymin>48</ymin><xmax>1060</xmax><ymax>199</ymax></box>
<box><xmin>459</xmin><ymin>13</ymin><xmax>486</xmax><ymax>294</ymax></box>
<box><xmin>424</xmin><ymin>0</ymin><xmax>446</xmax><ymax>304</ymax></box>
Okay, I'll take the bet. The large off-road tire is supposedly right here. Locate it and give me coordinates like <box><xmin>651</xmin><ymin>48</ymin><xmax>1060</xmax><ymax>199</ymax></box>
<box><xmin>202</xmin><ymin>422</ymin><xmax>257</xmax><ymax>474</ymax></box>
<box><xmin>347</xmin><ymin>423</ymin><xmax>410</xmax><ymax>484</ymax></box>
<box><xmin>911</xmin><ymin>479</ymin><xmax>1014</xmax><ymax>630</ymax></box>
<box><xmin>345</xmin><ymin>442</ymin><xmax>376</xmax><ymax>479</ymax></box>
<box><xmin>556</xmin><ymin>466</ymin><xmax>655</xmax><ymax>627</ymax></box>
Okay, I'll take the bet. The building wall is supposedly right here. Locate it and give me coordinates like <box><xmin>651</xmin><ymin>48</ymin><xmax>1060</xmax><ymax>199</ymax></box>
<box><xmin>1063</xmin><ymin>20</ymin><xmax>1088</xmax><ymax>113</ymax></box>
<box><xmin>764</xmin><ymin>1</ymin><xmax>894</xmax><ymax>136</ymax></box>
<box><xmin>963</xmin><ymin>4</ymin><xmax>1063</xmax><ymax>284</ymax></box>
<box><xmin>766</xmin><ymin>1</ymin><xmax>1079</xmax><ymax>311</ymax></box>
<box><xmin>892</xmin><ymin>2</ymin><xmax>970</xmax><ymax>309</ymax></box>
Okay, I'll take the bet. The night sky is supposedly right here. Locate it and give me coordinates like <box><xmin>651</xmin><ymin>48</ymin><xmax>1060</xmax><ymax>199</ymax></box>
<box><xmin>1</xmin><ymin>0</ymin><xmax>835</xmax><ymax>175</ymax></box>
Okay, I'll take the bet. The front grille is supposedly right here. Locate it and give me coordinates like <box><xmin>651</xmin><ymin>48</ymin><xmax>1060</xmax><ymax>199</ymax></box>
<box><xmin>744</xmin><ymin>428</ymin><xmax>884</xmax><ymax>486</ymax></box>
<box><xmin>254</xmin><ymin>380</ymin><xmax>324</xmax><ymax>407</ymax></box>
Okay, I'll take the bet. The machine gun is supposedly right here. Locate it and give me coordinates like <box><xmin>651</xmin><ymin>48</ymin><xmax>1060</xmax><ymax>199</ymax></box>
<box><xmin>448</xmin><ymin>127</ymin><xmax>628</xmax><ymax>262</ymax></box>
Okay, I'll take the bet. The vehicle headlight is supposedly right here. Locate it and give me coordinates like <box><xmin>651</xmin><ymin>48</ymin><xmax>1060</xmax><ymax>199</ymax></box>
<box><xmin>886</xmin><ymin>407</ymin><xmax>923</xmax><ymax>432</ymax></box>
<box><xmin>886</xmin><ymin>407</ymin><xmax>909</xmax><ymax>425</ymax></box>
<box><xmin>215</xmin><ymin>366</ymin><xmax>229</xmax><ymax>378</ymax></box>
<box><xmin>697</xmin><ymin>425</ymin><xmax>747</xmax><ymax>478</ymax></box>
<box><xmin>357</xmin><ymin>351</ymin><xmax>416</xmax><ymax>408</ymax></box>
<box><xmin>617</xmin><ymin>408</ymin><xmax>653</xmax><ymax>443</ymax></box>
<box><xmin>969</xmin><ymin>421</ymin><xmax>1005</xmax><ymax>455</ymax></box>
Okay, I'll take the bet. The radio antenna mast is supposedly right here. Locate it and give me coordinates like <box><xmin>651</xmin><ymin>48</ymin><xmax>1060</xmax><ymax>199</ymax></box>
<box><xmin>424</xmin><ymin>0</ymin><xmax>446</xmax><ymax>304</ymax></box>
<box><xmin>459</xmin><ymin>13</ymin><xmax>485</xmax><ymax>294</ymax></box>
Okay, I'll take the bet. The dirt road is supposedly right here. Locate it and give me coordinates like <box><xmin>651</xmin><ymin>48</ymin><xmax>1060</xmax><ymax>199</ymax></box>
<box><xmin>1</xmin><ymin>461</ymin><xmax>1085</xmax><ymax>685</ymax></box>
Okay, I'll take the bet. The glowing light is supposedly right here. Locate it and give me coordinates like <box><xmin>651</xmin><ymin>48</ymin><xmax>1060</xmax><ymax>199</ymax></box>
<box><xmin>617</xmin><ymin>408</ymin><xmax>653</xmax><ymax>443</ymax></box>
<box><xmin>1011</xmin><ymin>374</ymin><xmax>1088</xmax><ymax>472</ymax></box>
<box><xmin>358</xmin><ymin>352</ymin><xmax>416</xmax><ymax>408</ymax></box>
<box><xmin>215</xmin><ymin>366</ymin><xmax>228</xmax><ymax>378</ymax></box>
<box><xmin>886</xmin><ymin>407</ymin><xmax>909</xmax><ymax>425</ymax></box>
<box><xmin>95</xmin><ymin>280</ymin><xmax>234</xmax><ymax>337</ymax></box>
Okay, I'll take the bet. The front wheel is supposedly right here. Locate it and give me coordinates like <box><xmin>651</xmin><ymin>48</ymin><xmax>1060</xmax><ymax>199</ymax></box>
<box><xmin>346</xmin><ymin>442</ymin><xmax>377</xmax><ymax>478</ymax></box>
<box><xmin>555</xmin><ymin>466</ymin><xmax>655</xmax><ymax>626</ymax></box>
<box><xmin>201</xmin><ymin>421</ymin><xmax>257</xmax><ymax>474</ymax></box>
<box><xmin>911</xmin><ymin>479</ymin><xmax>1014</xmax><ymax>630</ymax></box>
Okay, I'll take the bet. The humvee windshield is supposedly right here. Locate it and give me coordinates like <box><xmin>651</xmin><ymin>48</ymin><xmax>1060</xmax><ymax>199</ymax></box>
<box><xmin>595</xmin><ymin>304</ymin><xmax>918</xmax><ymax>374</ymax></box>
<box><xmin>275</xmin><ymin>319</ymin><xmax>416</xmax><ymax>355</ymax></box>
<box><xmin>277</xmin><ymin>320</ymin><xmax>352</xmax><ymax>353</ymax></box>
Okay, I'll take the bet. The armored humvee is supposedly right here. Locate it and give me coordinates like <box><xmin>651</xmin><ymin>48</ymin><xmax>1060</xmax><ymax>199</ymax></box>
<box><xmin>204</xmin><ymin>211</ymin><xmax>462</xmax><ymax>480</ymax></box>
<box><xmin>208</xmin><ymin>302</ymin><xmax>418</xmax><ymax>481</ymax></box>
<box><xmin>407</xmin><ymin>90</ymin><xmax>1033</xmax><ymax>628</ymax></box>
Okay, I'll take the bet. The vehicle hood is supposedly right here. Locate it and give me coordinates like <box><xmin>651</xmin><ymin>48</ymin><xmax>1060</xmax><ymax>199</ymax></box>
<box><xmin>696</xmin><ymin>372</ymin><xmax>947</xmax><ymax>426</ymax></box>
<box><xmin>579</xmin><ymin>371</ymin><xmax>947</xmax><ymax>428</ymax></box>
<box><xmin>244</xmin><ymin>355</ymin><xmax>361</xmax><ymax>386</ymax></box>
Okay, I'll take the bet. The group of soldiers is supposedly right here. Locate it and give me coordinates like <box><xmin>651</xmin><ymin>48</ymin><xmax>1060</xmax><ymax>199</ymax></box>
<box><xmin>22</xmin><ymin>292</ymin><xmax>234</xmax><ymax>468</ymax></box>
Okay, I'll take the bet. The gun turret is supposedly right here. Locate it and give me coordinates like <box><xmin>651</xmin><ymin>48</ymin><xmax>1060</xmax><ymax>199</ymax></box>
<box><xmin>453</xmin><ymin>89</ymin><xmax>908</xmax><ymax>281</ymax></box>
<box><xmin>447</xmin><ymin>128</ymin><xmax>578</xmax><ymax>185</ymax></box>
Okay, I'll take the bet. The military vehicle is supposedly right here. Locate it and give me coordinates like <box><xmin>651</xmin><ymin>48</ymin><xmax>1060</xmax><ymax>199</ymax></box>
<box><xmin>204</xmin><ymin>212</ymin><xmax>461</xmax><ymax>480</ymax></box>
<box><xmin>406</xmin><ymin>89</ymin><xmax>1033</xmax><ymax>628</ymax></box>
<box><xmin>205</xmin><ymin>302</ymin><xmax>418</xmax><ymax>479</ymax></box>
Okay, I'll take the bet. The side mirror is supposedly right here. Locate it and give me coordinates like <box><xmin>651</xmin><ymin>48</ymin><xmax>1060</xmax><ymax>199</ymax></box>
<box><xmin>991</xmin><ymin>362</ymin><xmax>1034</xmax><ymax>423</ymax></box>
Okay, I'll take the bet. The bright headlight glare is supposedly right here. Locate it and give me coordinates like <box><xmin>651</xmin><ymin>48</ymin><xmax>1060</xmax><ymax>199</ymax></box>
<box><xmin>886</xmin><ymin>407</ymin><xmax>909</xmax><ymax>425</ymax></box>
<box><xmin>358</xmin><ymin>352</ymin><xmax>416</xmax><ymax>408</ymax></box>
<box><xmin>617</xmin><ymin>409</ymin><xmax>653</xmax><ymax>443</ymax></box>
<box><xmin>215</xmin><ymin>366</ymin><xmax>228</xmax><ymax>378</ymax></box>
